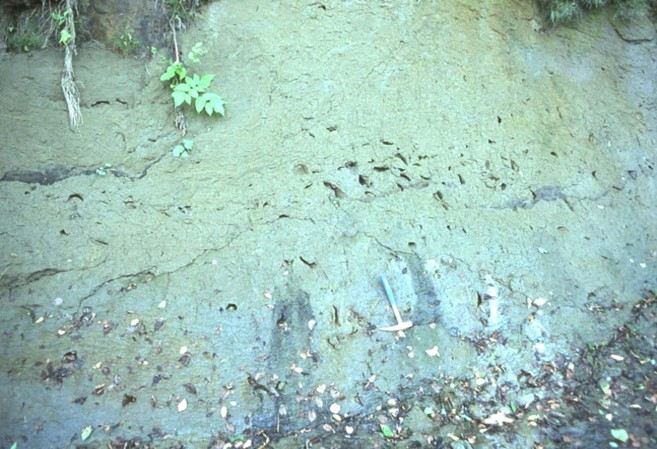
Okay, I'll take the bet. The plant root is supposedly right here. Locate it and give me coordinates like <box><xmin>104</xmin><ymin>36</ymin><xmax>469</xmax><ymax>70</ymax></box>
<box><xmin>61</xmin><ymin>0</ymin><xmax>82</xmax><ymax>130</ymax></box>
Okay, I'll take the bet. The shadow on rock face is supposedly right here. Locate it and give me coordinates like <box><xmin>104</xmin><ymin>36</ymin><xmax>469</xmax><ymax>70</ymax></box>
<box><xmin>248</xmin><ymin>288</ymin><xmax>317</xmax><ymax>430</ymax></box>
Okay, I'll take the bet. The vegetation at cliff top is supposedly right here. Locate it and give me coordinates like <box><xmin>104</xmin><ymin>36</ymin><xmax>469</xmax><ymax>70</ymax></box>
<box><xmin>537</xmin><ymin>0</ymin><xmax>656</xmax><ymax>24</ymax></box>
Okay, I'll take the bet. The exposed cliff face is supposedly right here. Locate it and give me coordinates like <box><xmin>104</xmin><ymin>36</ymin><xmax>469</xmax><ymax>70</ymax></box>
<box><xmin>77</xmin><ymin>0</ymin><xmax>170</xmax><ymax>51</ymax></box>
<box><xmin>0</xmin><ymin>0</ymin><xmax>173</xmax><ymax>53</ymax></box>
<box><xmin>0</xmin><ymin>1</ymin><xmax>655</xmax><ymax>448</ymax></box>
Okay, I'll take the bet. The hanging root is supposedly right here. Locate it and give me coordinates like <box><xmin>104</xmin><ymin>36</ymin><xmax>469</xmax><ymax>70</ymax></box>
<box><xmin>169</xmin><ymin>18</ymin><xmax>187</xmax><ymax>135</ymax></box>
<box><xmin>174</xmin><ymin>108</ymin><xmax>188</xmax><ymax>136</ymax></box>
<box><xmin>61</xmin><ymin>0</ymin><xmax>82</xmax><ymax>129</ymax></box>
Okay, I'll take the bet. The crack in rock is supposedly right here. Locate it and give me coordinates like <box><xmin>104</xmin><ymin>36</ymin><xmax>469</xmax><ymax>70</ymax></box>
<box><xmin>0</xmin><ymin>153</ymin><xmax>167</xmax><ymax>185</ymax></box>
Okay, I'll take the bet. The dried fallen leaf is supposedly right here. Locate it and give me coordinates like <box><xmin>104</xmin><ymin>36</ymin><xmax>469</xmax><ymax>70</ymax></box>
<box><xmin>122</xmin><ymin>394</ymin><xmax>137</xmax><ymax>407</ymax></box>
<box><xmin>482</xmin><ymin>412</ymin><xmax>514</xmax><ymax>425</ymax></box>
<box><xmin>611</xmin><ymin>428</ymin><xmax>629</xmax><ymax>443</ymax></box>
<box><xmin>610</xmin><ymin>354</ymin><xmax>625</xmax><ymax>362</ymax></box>
<box><xmin>183</xmin><ymin>383</ymin><xmax>197</xmax><ymax>395</ymax></box>
<box><xmin>80</xmin><ymin>425</ymin><xmax>93</xmax><ymax>441</ymax></box>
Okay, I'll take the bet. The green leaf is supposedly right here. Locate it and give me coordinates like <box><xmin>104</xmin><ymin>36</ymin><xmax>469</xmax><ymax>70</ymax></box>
<box><xmin>611</xmin><ymin>429</ymin><xmax>629</xmax><ymax>443</ymax></box>
<box><xmin>176</xmin><ymin>65</ymin><xmax>187</xmax><ymax>80</ymax></box>
<box><xmin>160</xmin><ymin>65</ymin><xmax>175</xmax><ymax>81</ymax></box>
<box><xmin>172</xmin><ymin>145</ymin><xmax>185</xmax><ymax>157</ymax></box>
<box><xmin>59</xmin><ymin>29</ymin><xmax>71</xmax><ymax>45</ymax></box>
<box><xmin>52</xmin><ymin>10</ymin><xmax>68</xmax><ymax>26</ymax></box>
<box><xmin>174</xmin><ymin>83</ymin><xmax>191</xmax><ymax>93</ymax></box>
<box><xmin>162</xmin><ymin>62</ymin><xmax>186</xmax><ymax>82</ymax></box>
<box><xmin>201</xmin><ymin>93</ymin><xmax>226</xmax><ymax>116</ymax></box>
<box><xmin>199</xmin><ymin>74</ymin><xmax>215</xmax><ymax>90</ymax></box>
<box><xmin>188</xmin><ymin>73</ymin><xmax>201</xmax><ymax>88</ymax></box>
<box><xmin>173</xmin><ymin>140</ymin><xmax>193</xmax><ymax>157</ymax></box>
<box><xmin>10</xmin><ymin>442</ymin><xmax>17</xmax><ymax>449</ymax></box>
<box><xmin>188</xmin><ymin>42</ymin><xmax>205</xmax><ymax>63</ymax></box>
<box><xmin>380</xmin><ymin>424</ymin><xmax>394</xmax><ymax>438</ymax></box>
<box><xmin>171</xmin><ymin>91</ymin><xmax>189</xmax><ymax>107</ymax></box>
<box><xmin>195</xmin><ymin>96</ymin><xmax>206</xmax><ymax>114</ymax></box>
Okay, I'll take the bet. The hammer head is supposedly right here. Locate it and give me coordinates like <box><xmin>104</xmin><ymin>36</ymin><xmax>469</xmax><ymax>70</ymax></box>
<box><xmin>379</xmin><ymin>320</ymin><xmax>413</xmax><ymax>332</ymax></box>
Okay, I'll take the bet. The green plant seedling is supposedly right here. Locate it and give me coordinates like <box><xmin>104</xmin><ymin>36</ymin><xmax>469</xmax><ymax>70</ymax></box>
<box><xmin>113</xmin><ymin>27</ymin><xmax>140</xmax><ymax>56</ymax></box>
<box><xmin>171</xmin><ymin>73</ymin><xmax>213</xmax><ymax>106</ymax></box>
<box><xmin>188</xmin><ymin>41</ymin><xmax>205</xmax><ymax>63</ymax></box>
<box><xmin>172</xmin><ymin>139</ymin><xmax>193</xmax><ymax>158</ymax></box>
<box><xmin>161</xmin><ymin>61</ymin><xmax>187</xmax><ymax>84</ymax></box>
<box><xmin>52</xmin><ymin>9</ymin><xmax>72</xmax><ymax>46</ymax></box>
<box><xmin>95</xmin><ymin>163</ymin><xmax>112</xmax><ymax>176</ymax></box>
<box><xmin>59</xmin><ymin>29</ymin><xmax>71</xmax><ymax>46</ymax></box>
<box><xmin>51</xmin><ymin>10</ymin><xmax>68</xmax><ymax>27</ymax></box>
<box><xmin>160</xmin><ymin>42</ymin><xmax>225</xmax><ymax>119</ymax></box>
<box><xmin>5</xmin><ymin>25</ymin><xmax>42</xmax><ymax>52</ymax></box>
